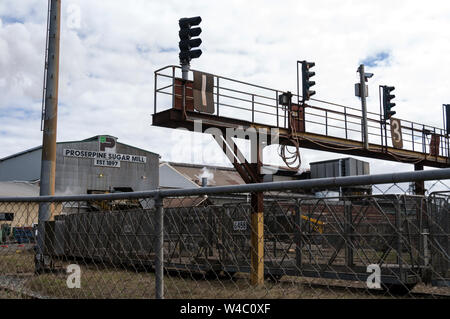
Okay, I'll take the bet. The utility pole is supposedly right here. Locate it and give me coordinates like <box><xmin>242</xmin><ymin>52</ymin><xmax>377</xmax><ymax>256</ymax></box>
<box><xmin>357</xmin><ymin>64</ymin><xmax>372</xmax><ymax>150</ymax></box>
<box><xmin>36</xmin><ymin>0</ymin><xmax>61</xmax><ymax>273</ymax></box>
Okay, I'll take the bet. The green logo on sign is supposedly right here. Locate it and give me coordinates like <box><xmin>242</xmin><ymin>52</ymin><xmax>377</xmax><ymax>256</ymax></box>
<box><xmin>100</xmin><ymin>136</ymin><xmax>106</xmax><ymax>143</ymax></box>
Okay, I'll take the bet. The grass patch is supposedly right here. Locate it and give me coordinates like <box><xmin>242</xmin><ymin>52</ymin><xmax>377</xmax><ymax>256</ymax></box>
<box><xmin>22</xmin><ymin>264</ymin><xmax>382</xmax><ymax>299</ymax></box>
<box><xmin>0</xmin><ymin>288</ymin><xmax>31</xmax><ymax>299</ymax></box>
<box><xmin>1</xmin><ymin>253</ymin><xmax>447</xmax><ymax>299</ymax></box>
<box><xmin>0</xmin><ymin>253</ymin><xmax>35</xmax><ymax>275</ymax></box>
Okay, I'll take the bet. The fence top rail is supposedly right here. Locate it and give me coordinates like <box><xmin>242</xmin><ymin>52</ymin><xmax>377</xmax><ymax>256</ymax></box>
<box><xmin>1</xmin><ymin>168</ymin><xmax>449</xmax><ymax>203</ymax></box>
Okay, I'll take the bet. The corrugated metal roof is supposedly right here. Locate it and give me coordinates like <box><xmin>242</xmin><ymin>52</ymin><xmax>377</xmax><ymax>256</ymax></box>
<box><xmin>310</xmin><ymin>157</ymin><xmax>369</xmax><ymax>165</ymax></box>
<box><xmin>0</xmin><ymin>146</ymin><xmax>41</xmax><ymax>162</ymax></box>
<box><xmin>0</xmin><ymin>135</ymin><xmax>160</xmax><ymax>162</ymax></box>
<box><xmin>0</xmin><ymin>182</ymin><xmax>40</xmax><ymax>197</ymax></box>
<box><xmin>159</xmin><ymin>163</ymin><xmax>200</xmax><ymax>189</ymax></box>
<box><xmin>163</xmin><ymin>162</ymin><xmax>245</xmax><ymax>186</ymax></box>
<box><xmin>162</xmin><ymin>162</ymin><xmax>304</xmax><ymax>186</ymax></box>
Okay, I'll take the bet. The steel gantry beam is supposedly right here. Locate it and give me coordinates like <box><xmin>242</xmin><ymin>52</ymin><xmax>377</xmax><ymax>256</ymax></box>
<box><xmin>153</xmin><ymin>108</ymin><xmax>450</xmax><ymax>168</ymax></box>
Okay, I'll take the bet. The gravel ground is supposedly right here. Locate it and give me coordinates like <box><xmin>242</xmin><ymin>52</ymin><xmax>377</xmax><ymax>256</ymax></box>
<box><xmin>0</xmin><ymin>275</ymin><xmax>49</xmax><ymax>299</ymax></box>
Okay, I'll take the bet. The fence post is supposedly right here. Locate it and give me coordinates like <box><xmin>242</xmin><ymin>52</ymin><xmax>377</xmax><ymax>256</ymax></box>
<box><xmin>345</xmin><ymin>201</ymin><xmax>354</xmax><ymax>267</ymax></box>
<box><xmin>36</xmin><ymin>202</ymin><xmax>53</xmax><ymax>273</ymax></box>
<box><xmin>250</xmin><ymin>192</ymin><xmax>264</xmax><ymax>286</ymax></box>
<box><xmin>155</xmin><ymin>196</ymin><xmax>164</xmax><ymax>299</ymax></box>
<box><xmin>395</xmin><ymin>198</ymin><xmax>405</xmax><ymax>282</ymax></box>
<box><xmin>294</xmin><ymin>201</ymin><xmax>302</xmax><ymax>274</ymax></box>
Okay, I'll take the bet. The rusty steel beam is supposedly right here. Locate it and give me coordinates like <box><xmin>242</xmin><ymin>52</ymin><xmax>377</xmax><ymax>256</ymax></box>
<box><xmin>213</xmin><ymin>135</ymin><xmax>253</xmax><ymax>184</ymax></box>
<box><xmin>152</xmin><ymin>108</ymin><xmax>450</xmax><ymax>168</ymax></box>
<box><xmin>213</xmin><ymin>129</ymin><xmax>260</xmax><ymax>184</ymax></box>
<box><xmin>232</xmin><ymin>140</ymin><xmax>259</xmax><ymax>184</ymax></box>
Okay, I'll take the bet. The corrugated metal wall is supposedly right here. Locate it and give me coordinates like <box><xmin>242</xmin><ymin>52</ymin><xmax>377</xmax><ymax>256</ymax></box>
<box><xmin>311</xmin><ymin>158</ymin><xmax>370</xmax><ymax>179</ymax></box>
<box><xmin>0</xmin><ymin>149</ymin><xmax>42</xmax><ymax>182</ymax></box>
<box><xmin>0</xmin><ymin>139</ymin><xmax>159</xmax><ymax>195</ymax></box>
<box><xmin>56</xmin><ymin>141</ymin><xmax>159</xmax><ymax>194</ymax></box>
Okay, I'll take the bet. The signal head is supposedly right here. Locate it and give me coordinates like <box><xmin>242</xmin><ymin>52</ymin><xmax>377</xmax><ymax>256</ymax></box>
<box><xmin>179</xmin><ymin>38</ymin><xmax>202</xmax><ymax>51</ymax></box>
<box><xmin>178</xmin><ymin>16</ymin><xmax>203</xmax><ymax>65</ymax></box>
<box><xmin>179</xmin><ymin>27</ymin><xmax>202</xmax><ymax>40</ymax></box>
<box><xmin>179</xmin><ymin>16</ymin><xmax>202</xmax><ymax>28</ymax></box>
<box><xmin>386</xmin><ymin>86</ymin><xmax>395</xmax><ymax>93</ymax></box>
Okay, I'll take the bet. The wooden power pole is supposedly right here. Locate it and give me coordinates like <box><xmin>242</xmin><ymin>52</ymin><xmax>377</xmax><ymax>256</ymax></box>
<box><xmin>36</xmin><ymin>0</ymin><xmax>61</xmax><ymax>273</ymax></box>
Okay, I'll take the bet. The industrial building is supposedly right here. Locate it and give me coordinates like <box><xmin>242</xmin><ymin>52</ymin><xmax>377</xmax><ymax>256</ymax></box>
<box><xmin>310</xmin><ymin>158</ymin><xmax>371</xmax><ymax>196</ymax></box>
<box><xmin>0</xmin><ymin>135</ymin><xmax>159</xmax><ymax>233</ymax></box>
<box><xmin>0</xmin><ymin>135</ymin><xmax>160</xmax><ymax>195</ymax></box>
<box><xmin>0</xmin><ymin>135</ymin><xmax>159</xmax><ymax>243</ymax></box>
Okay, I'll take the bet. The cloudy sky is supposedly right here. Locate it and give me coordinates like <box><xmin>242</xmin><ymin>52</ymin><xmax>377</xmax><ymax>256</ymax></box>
<box><xmin>1</xmin><ymin>0</ymin><xmax>450</xmax><ymax>181</ymax></box>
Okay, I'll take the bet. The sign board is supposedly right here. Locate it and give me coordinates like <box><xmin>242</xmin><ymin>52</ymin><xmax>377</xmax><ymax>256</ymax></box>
<box><xmin>99</xmin><ymin>136</ymin><xmax>117</xmax><ymax>153</ymax></box>
<box><xmin>94</xmin><ymin>158</ymin><xmax>121</xmax><ymax>168</ymax></box>
<box><xmin>193</xmin><ymin>71</ymin><xmax>215</xmax><ymax>114</ymax></box>
<box><xmin>430</xmin><ymin>134</ymin><xmax>440</xmax><ymax>157</ymax></box>
<box><xmin>354</xmin><ymin>83</ymin><xmax>369</xmax><ymax>98</ymax></box>
<box><xmin>63</xmin><ymin>136</ymin><xmax>146</xmax><ymax>168</ymax></box>
<box><xmin>390</xmin><ymin>118</ymin><xmax>403</xmax><ymax>149</ymax></box>
<box><xmin>233</xmin><ymin>220</ymin><xmax>247</xmax><ymax>231</ymax></box>
<box><xmin>64</xmin><ymin>149</ymin><xmax>146</xmax><ymax>164</ymax></box>
<box><xmin>289</xmin><ymin>103</ymin><xmax>305</xmax><ymax>133</ymax></box>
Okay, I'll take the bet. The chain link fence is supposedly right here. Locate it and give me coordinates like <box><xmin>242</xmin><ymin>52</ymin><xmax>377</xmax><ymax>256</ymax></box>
<box><xmin>0</xmin><ymin>170</ymin><xmax>449</xmax><ymax>299</ymax></box>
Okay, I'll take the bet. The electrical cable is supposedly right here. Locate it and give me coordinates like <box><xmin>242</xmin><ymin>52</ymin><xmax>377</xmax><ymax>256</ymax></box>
<box><xmin>278</xmin><ymin>104</ymin><xmax>302</xmax><ymax>170</ymax></box>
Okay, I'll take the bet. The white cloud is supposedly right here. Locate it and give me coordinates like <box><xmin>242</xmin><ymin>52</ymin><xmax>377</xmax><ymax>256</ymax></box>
<box><xmin>1</xmin><ymin>0</ymin><xmax>450</xmax><ymax>180</ymax></box>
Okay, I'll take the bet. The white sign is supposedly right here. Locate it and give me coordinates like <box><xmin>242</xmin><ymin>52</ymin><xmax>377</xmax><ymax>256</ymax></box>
<box><xmin>390</xmin><ymin>118</ymin><xmax>403</xmax><ymax>149</ymax></box>
<box><xmin>63</xmin><ymin>149</ymin><xmax>147</xmax><ymax>164</ymax></box>
<box><xmin>94</xmin><ymin>159</ymin><xmax>121</xmax><ymax>168</ymax></box>
<box><xmin>233</xmin><ymin>220</ymin><xmax>247</xmax><ymax>231</ymax></box>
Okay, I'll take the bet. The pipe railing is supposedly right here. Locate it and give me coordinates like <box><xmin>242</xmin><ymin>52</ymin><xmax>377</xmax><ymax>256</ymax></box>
<box><xmin>153</xmin><ymin>65</ymin><xmax>449</xmax><ymax>158</ymax></box>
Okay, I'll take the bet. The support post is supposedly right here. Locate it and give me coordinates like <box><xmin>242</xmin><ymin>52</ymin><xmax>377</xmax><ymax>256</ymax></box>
<box><xmin>250</xmin><ymin>135</ymin><xmax>264</xmax><ymax>286</ymax></box>
<box><xmin>181</xmin><ymin>63</ymin><xmax>190</xmax><ymax>81</ymax></box>
<box><xmin>294</xmin><ymin>201</ymin><xmax>302</xmax><ymax>274</ymax></box>
<box><xmin>180</xmin><ymin>63</ymin><xmax>189</xmax><ymax>120</ymax></box>
<box><xmin>358</xmin><ymin>64</ymin><xmax>369</xmax><ymax>150</ymax></box>
<box><xmin>344</xmin><ymin>201</ymin><xmax>354</xmax><ymax>267</ymax></box>
<box><xmin>414</xmin><ymin>163</ymin><xmax>425</xmax><ymax>195</ymax></box>
<box><xmin>422</xmin><ymin>228</ymin><xmax>430</xmax><ymax>267</ymax></box>
<box><xmin>250</xmin><ymin>192</ymin><xmax>264</xmax><ymax>286</ymax></box>
<box><xmin>36</xmin><ymin>0</ymin><xmax>61</xmax><ymax>274</ymax></box>
<box><xmin>155</xmin><ymin>196</ymin><xmax>164</xmax><ymax>299</ymax></box>
<box><xmin>395</xmin><ymin>201</ymin><xmax>404</xmax><ymax>282</ymax></box>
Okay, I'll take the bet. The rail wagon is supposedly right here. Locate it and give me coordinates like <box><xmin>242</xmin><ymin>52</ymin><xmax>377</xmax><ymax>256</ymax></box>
<box><xmin>47</xmin><ymin>194</ymin><xmax>449</xmax><ymax>293</ymax></box>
